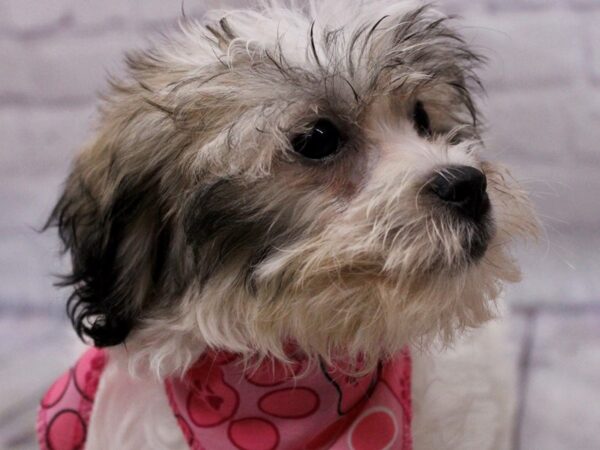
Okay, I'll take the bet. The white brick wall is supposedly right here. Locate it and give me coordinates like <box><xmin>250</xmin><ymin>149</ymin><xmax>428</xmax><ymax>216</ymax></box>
<box><xmin>468</xmin><ymin>10</ymin><xmax>584</xmax><ymax>90</ymax></box>
<box><xmin>1</xmin><ymin>0</ymin><xmax>599</xmax><ymax>310</ymax></box>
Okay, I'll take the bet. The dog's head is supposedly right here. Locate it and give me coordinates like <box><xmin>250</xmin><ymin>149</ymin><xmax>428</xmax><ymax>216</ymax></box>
<box><xmin>49</xmin><ymin>1</ymin><xmax>538</xmax><ymax>376</ymax></box>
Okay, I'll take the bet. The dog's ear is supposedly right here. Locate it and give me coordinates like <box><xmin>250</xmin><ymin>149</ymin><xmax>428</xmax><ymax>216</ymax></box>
<box><xmin>47</xmin><ymin>144</ymin><xmax>173</xmax><ymax>347</ymax></box>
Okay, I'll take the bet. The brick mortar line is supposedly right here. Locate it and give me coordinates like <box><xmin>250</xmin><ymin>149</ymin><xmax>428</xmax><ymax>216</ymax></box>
<box><xmin>511</xmin><ymin>307</ymin><xmax>537</xmax><ymax>450</ymax></box>
<box><xmin>483</xmin><ymin>80</ymin><xmax>600</xmax><ymax>96</ymax></box>
<box><xmin>0</xmin><ymin>16</ymin><xmax>199</xmax><ymax>42</ymax></box>
<box><xmin>4</xmin><ymin>430</ymin><xmax>37</xmax><ymax>449</ymax></box>
<box><xmin>0</xmin><ymin>302</ymin><xmax>66</xmax><ymax>318</ymax></box>
<box><xmin>488</xmin><ymin>4</ymin><xmax>600</xmax><ymax>14</ymax></box>
<box><xmin>0</xmin><ymin>95</ymin><xmax>95</xmax><ymax>108</ymax></box>
<box><xmin>511</xmin><ymin>303</ymin><xmax>600</xmax><ymax>315</ymax></box>
<box><xmin>0</xmin><ymin>14</ymin><xmax>74</xmax><ymax>41</ymax></box>
<box><xmin>0</xmin><ymin>14</ymin><xmax>130</xmax><ymax>41</ymax></box>
<box><xmin>483</xmin><ymin>78</ymin><xmax>594</xmax><ymax>96</ymax></box>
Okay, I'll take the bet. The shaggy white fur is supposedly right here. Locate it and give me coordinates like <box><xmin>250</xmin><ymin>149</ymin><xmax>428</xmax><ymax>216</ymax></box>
<box><xmin>412</xmin><ymin>315</ymin><xmax>518</xmax><ymax>450</ymax></box>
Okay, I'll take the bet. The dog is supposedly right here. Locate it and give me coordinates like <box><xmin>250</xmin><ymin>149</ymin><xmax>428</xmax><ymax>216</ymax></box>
<box><xmin>39</xmin><ymin>1</ymin><xmax>538</xmax><ymax>449</ymax></box>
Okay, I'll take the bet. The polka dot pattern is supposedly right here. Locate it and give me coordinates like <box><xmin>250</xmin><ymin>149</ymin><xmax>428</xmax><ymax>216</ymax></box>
<box><xmin>46</xmin><ymin>410</ymin><xmax>86</xmax><ymax>450</ymax></box>
<box><xmin>186</xmin><ymin>363</ymin><xmax>239</xmax><ymax>427</ymax></box>
<box><xmin>39</xmin><ymin>347</ymin><xmax>412</xmax><ymax>450</ymax></box>
<box><xmin>166</xmin><ymin>349</ymin><xmax>413</xmax><ymax>450</ymax></box>
<box><xmin>349</xmin><ymin>408</ymin><xmax>398</xmax><ymax>450</ymax></box>
<box><xmin>41</xmin><ymin>371</ymin><xmax>70</xmax><ymax>409</ymax></box>
<box><xmin>228</xmin><ymin>418</ymin><xmax>279</xmax><ymax>450</ymax></box>
<box><xmin>37</xmin><ymin>348</ymin><xmax>107</xmax><ymax>450</ymax></box>
<box><xmin>258</xmin><ymin>387</ymin><xmax>319</xmax><ymax>418</ymax></box>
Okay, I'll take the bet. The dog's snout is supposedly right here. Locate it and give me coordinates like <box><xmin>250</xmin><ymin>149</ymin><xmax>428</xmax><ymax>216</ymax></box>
<box><xmin>429</xmin><ymin>166</ymin><xmax>490</xmax><ymax>220</ymax></box>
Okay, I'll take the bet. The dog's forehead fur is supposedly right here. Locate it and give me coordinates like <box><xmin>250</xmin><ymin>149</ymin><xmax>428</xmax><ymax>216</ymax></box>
<box><xmin>49</xmin><ymin>0</ymin><xmax>538</xmax><ymax>377</ymax></box>
<box><xmin>124</xmin><ymin>0</ymin><xmax>481</xmax><ymax>172</ymax></box>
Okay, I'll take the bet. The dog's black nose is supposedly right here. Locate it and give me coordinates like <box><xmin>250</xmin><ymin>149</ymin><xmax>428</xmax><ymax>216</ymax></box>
<box><xmin>429</xmin><ymin>166</ymin><xmax>490</xmax><ymax>220</ymax></box>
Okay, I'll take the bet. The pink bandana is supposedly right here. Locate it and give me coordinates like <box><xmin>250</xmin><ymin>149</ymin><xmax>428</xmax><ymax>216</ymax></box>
<box><xmin>37</xmin><ymin>348</ymin><xmax>107</xmax><ymax>450</ymax></box>
<box><xmin>38</xmin><ymin>348</ymin><xmax>412</xmax><ymax>450</ymax></box>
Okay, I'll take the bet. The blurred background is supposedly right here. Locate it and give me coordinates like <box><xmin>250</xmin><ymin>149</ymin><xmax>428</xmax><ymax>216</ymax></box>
<box><xmin>1</xmin><ymin>0</ymin><xmax>599</xmax><ymax>448</ymax></box>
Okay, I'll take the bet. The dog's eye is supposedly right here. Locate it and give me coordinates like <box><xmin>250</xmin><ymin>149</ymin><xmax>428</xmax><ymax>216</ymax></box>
<box><xmin>413</xmin><ymin>101</ymin><xmax>432</xmax><ymax>137</ymax></box>
<box><xmin>291</xmin><ymin>119</ymin><xmax>342</xmax><ymax>160</ymax></box>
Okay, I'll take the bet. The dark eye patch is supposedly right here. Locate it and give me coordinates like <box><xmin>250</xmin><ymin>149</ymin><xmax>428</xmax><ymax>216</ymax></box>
<box><xmin>291</xmin><ymin>119</ymin><xmax>342</xmax><ymax>160</ymax></box>
<box><xmin>412</xmin><ymin>101</ymin><xmax>432</xmax><ymax>138</ymax></box>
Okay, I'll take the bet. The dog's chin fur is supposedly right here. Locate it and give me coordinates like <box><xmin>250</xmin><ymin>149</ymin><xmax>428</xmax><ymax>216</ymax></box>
<box><xmin>48</xmin><ymin>0</ymin><xmax>538</xmax><ymax>381</ymax></box>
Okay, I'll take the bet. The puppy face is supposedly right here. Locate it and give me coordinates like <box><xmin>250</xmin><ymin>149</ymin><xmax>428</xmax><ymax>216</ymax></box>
<box><xmin>50</xmin><ymin>1</ymin><xmax>538</xmax><ymax>376</ymax></box>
